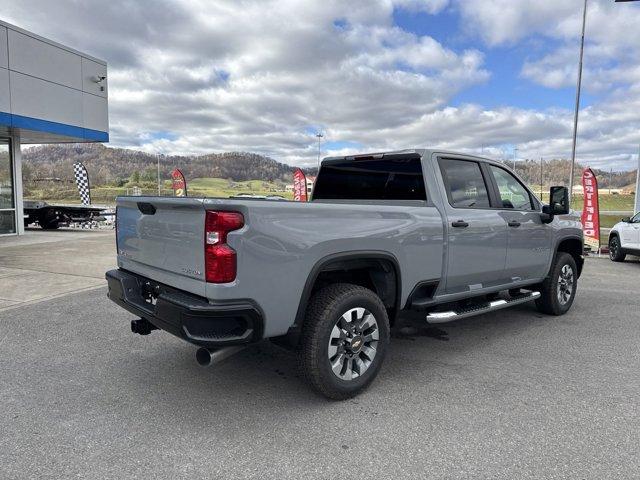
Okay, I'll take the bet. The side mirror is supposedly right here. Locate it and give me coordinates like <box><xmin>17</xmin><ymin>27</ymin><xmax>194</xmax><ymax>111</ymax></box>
<box><xmin>541</xmin><ymin>204</ymin><xmax>554</xmax><ymax>224</ymax></box>
<box><xmin>622</xmin><ymin>217</ymin><xmax>631</xmax><ymax>223</ymax></box>
<box><xmin>550</xmin><ymin>186</ymin><xmax>570</xmax><ymax>215</ymax></box>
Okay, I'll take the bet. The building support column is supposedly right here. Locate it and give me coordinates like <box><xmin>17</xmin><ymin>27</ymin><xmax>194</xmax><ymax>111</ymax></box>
<box><xmin>12</xmin><ymin>134</ymin><xmax>24</xmax><ymax>235</ymax></box>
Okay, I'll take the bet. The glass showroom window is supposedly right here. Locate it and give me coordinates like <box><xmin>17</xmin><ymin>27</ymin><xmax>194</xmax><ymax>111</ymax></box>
<box><xmin>0</xmin><ymin>139</ymin><xmax>16</xmax><ymax>235</ymax></box>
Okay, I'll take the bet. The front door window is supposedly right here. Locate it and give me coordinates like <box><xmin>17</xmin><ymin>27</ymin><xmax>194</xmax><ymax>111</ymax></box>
<box><xmin>0</xmin><ymin>140</ymin><xmax>16</xmax><ymax>234</ymax></box>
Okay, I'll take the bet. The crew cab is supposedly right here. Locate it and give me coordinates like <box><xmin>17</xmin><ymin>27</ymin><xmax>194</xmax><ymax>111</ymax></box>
<box><xmin>106</xmin><ymin>149</ymin><xmax>584</xmax><ymax>399</ymax></box>
<box><xmin>608</xmin><ymin>213</ymin><xmax>640</xmax><ymax>261</ymax></box>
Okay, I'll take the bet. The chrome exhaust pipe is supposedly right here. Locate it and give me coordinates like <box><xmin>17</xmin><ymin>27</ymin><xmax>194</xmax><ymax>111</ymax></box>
<box><xmin>195</xmin><ymin>346</ymin><xmax>245</xmax><ymax>367</ymax></box>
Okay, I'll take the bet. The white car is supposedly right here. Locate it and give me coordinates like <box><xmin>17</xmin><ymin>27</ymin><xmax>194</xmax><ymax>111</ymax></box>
<box><xmin>609</xmin><ymin>213</ymin><xmax>640</xmax><ymax>262</ymax></box>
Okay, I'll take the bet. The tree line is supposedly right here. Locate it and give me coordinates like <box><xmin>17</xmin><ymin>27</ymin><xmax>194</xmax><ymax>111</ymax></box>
<box><xmin>21</xmin><ymin>144</ymin><xmax>637</xmax><ymax>191</ymax></box>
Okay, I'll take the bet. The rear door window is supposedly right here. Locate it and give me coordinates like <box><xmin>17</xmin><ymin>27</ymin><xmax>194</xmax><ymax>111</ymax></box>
<box><xmin>438</xmin><ymin>159</ymin><xmax>491</xmax><ymax>208</ymax></box>
<box><xmin>312</xmin><ymin>157</ymin><xmax>426</xmax><ymax>201</ymax></box>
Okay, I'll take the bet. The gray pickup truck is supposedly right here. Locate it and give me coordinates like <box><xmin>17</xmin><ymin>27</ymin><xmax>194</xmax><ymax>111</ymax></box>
<box><xmin>106</xmin><ymin>149</ymin><xmax>583</xmax><ymax>399</ymax></box>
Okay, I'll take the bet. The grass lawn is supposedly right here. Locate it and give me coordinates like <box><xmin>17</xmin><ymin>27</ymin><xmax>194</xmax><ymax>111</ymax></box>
<box><xmin>536</xmin><ymin>193</ymin><xmax>635</xmax><ymax>212</ymax></box>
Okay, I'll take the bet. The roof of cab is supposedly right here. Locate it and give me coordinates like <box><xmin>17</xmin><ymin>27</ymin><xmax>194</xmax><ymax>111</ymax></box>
<box><xmin>321</xmin><ymin>148</ymin><xmax>501</xmax><ymax>166</ymax></box>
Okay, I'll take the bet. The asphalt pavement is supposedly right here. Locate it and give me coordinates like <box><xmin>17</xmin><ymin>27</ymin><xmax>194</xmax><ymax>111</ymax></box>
<box><xmin>1</xmin><ymin>256</ymin><xmax>639</xmax><ymax>479</ymax></box>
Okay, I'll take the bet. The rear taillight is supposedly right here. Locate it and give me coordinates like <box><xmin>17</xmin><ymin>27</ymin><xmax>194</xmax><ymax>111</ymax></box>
<box><xmin>205</xmin><ymin>210</ymin><xmax>244</xmax><ymax>283</ymax></box>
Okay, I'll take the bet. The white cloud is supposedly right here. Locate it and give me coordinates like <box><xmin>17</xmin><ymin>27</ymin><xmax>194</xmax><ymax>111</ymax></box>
<box><xmin>391</xmin><ymin>0</ymin><xmax>450</xmax><ymax>15</ymax></box>
<box><xmin>455</xmin><ymin>0</ymin><xmax>577</xmax><ymax>47</ymax></box>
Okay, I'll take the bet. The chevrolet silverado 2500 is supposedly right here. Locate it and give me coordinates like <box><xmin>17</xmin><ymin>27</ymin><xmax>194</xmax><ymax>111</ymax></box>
<box><xmin>106</xmin><ymin>149</ymin><xmax>584</xmax><ymax>399</ymax></box>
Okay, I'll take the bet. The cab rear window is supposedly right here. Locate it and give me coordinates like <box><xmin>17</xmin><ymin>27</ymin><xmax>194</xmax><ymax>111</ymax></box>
<box><xmin>312</xmin><ymin>157</ymin><xmax>426</xmax><ymax>201</ymax></box>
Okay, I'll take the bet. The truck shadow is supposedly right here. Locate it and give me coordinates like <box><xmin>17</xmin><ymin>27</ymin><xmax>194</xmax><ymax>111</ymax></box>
<box><xmin>125</xmin><ymin>301</ymin><xmax>559</xmax><ymax>415</ymax></box>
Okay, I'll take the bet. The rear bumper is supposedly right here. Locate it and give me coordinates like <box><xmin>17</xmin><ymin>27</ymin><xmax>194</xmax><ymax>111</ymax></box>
<box><xmin>106</xmin><ymin>269</ymin><xmax>263</xmax><ymax>347</ymax></box>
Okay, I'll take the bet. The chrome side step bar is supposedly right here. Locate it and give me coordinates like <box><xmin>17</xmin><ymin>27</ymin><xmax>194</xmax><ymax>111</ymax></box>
<box><xmin>426</xmin><ymin>291</ymin><xmax>541</xmax><ymax>324</ymax></box>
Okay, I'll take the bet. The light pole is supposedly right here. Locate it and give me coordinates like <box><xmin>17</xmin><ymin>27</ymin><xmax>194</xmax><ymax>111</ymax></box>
<box><xmin>513</xmin><ymin>146</ymin><xmax>518</xmax><ymax>171</ymax></box>
<box><xmin>635</xmin><ymin>144</ymin><xmax>640</xmax><ymax>214</ymax></box>
<box><xmin>156</xmin><ymin>153</ymin><xmax>161</xmax><ymax>196</ymax></box>
<box><xmin>316</xmin><ymin>132</ymin><xmax>324</xmax><ymax>172</ymax></box>
<box><xmin>540</xmin><ymin>157</ymin><xmax>544</xmax><ymax>200</ymax></box>
<box><xmin>568</xmin><ymin>0</ymin><xmax>588</xmax><ymax>207</ymax></box>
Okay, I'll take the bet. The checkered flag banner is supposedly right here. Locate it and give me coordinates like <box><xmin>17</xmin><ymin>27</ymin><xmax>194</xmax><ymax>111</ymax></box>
<box><xmin>73</xmin><ymin>162</ymin><xmax>92</xmax><ymax>205</ymax></box>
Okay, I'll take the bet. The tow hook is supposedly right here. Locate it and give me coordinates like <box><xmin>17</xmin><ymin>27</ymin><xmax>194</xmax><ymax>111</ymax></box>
<box><xmin>131</xmin><ymin>318</ymin><xmax>158</xmax><ymax>335</ymax></box>
<box><xmin>195</xmin><ymin>346</ymin><xmax>245</xmax><ymax>366</ymax></box>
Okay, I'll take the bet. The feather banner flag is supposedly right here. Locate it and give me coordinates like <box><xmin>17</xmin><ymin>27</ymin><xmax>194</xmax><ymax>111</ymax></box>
<box><xmin>73</xmin><ymin>162</ymin><xmax>91</xmax><ymax>205</ymax></box>
<box><xmin>293</xmin><ymin>168</ymin><xmax>308</xmax><ymax>202</ymax></box>
<box><xmin>171</xmin><ymin>168</ymin><xmax>187</xmax><ymax>197</ymax></box>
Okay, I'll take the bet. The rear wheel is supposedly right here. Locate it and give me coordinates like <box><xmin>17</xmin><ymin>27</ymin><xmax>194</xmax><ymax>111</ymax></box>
<box><xmin>41</xmin><ymin>220</ymin><xmax>59</xmax><ymax>230</ymax></box>
<box><xmin>298</xmin><ymin>283</ymin><xmax>390</xmax><ymax>400</ymax></box>
<box><xmin>535</xmin><ymin>252</ymin><xmax>577</xmax><ymax>316</ymax></box>
<box><xmin>609</xmin><ymin>235</ymin><xmax>626</xmax><ymax>262</ymax></box>
<box><xmin>39</xmin><ymin>211</ymin><xmax>60</xmax><ymax>230</ymax></box>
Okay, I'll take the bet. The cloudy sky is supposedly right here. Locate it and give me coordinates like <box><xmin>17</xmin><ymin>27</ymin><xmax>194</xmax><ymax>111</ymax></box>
<box><xmin>2</xmin><ymin>0</ymin><xmax>640</xmax><ymax>170</ymax></box>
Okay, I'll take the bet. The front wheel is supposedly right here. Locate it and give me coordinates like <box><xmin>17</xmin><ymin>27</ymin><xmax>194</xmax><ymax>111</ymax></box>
<box><xmin>609</xmin><ymin>235</ymin><xmax>626</xmax><ymax>262</ymax></box>
<box><xmin>298</xmin><ymin>283</ymin><xmax>390</xmax><ymax>400</ymax></box>
<box><xmin>535</xmin><ymin>252</ymin><xmax>577</xmax><ymax>316</ymax></box>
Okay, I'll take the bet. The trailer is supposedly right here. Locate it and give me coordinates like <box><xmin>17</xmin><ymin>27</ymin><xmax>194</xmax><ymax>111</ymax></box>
<box><xmin>23</xmin><ymin>200</ymin><xmax>106</xmax><ymax>230</ymax></box>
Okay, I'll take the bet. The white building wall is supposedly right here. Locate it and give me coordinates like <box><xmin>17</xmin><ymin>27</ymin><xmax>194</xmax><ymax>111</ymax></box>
<box><xmin>0</xmin><ymin>20</ymin><xmax>108</xmax><ymax>140</ymax></box>
<box><xmin>10</xmin><ymin>71</ymin><xmax>84</xmax><ymax>126</ymax></box>
<box><xmin>0</xmin><ymin>26</ymin><xmax>7</xmax><ymax>68</ymax></box>
<box><xmin>0</xmin><ymin>68</ymin><xmax>9</xmax><ymax>113</ymax></box>
<box><xmin>8</xmin><ymin>29</ymin><xmax>83</xmax><ymax>90</ymax></box>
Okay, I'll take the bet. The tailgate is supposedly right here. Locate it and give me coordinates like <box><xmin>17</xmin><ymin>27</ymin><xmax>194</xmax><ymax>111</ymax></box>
<box><xmin>116</xmin><ymin>197</ymin><xmax>206</xmax><ymax>289</ymax></box>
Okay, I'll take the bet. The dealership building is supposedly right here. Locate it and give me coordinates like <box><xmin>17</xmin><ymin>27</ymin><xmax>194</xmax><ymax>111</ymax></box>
<box><xmin>0</xmin><ymin>20</ymin><xmax>108</xmax><ymax>235</ymax></box>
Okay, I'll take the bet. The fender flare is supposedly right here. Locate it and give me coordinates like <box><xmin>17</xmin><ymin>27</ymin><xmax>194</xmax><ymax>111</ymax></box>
<box><xmin>292</xmin><ymin>250</ymin><xmax>402</xmax><ymax>330</ymax></box>
<box><xmin>551</xmin><ymin>235</ymin><xmax>584</xmax><ymax>278</ymax></box>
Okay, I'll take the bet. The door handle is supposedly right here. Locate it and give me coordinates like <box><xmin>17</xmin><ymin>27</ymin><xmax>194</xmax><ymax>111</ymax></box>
<box><xmin>451</xmin><ymin>220</ymin><xmax>469</xmax><ymax>228</ymax></box>
<box><xmin>508</xmin><ymin>220</ymin><xmax>521</xmax><ymax>227</ymax></box>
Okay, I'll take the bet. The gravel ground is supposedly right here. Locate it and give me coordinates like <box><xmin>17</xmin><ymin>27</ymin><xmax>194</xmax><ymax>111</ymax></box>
<box><xmin>1</xmin><ymin>257</ymin><xmax>638</xmax><ymax>479</ymax></box>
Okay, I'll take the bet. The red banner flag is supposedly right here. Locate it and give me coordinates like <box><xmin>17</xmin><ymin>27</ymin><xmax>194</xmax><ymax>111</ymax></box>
<box><xmin>171</xmin><ymin>168</ymin><xmax>187</xmax><ymax>197</ymax></box>
<box><xmin>581</xmin><ymin>168</ymin><xmax>600</xmax><ymax>250</ymax></box>
<box><xmin>293</xmin><ymin>168</ymin><xmax>308</xmax><ymax>202</ymax></box>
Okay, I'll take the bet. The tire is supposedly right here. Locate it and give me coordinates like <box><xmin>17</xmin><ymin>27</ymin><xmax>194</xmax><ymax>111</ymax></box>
<box><xmin>298</xmin><ymin>283</ymin><xmax>390</xmax><ymax>400</ymax></box>
<box><xmin>535</xmin><ymin>252</ymin><xmax>578</xmax><ymax>316</ymax></box>
<box><xmin>609</xmin><ymin>235</ymin><xmax>626</xmax><ymax>262</ymax></box>
<box><xmin>39</xmin><ymin>211</ymin><xmax>60</xmax><ymax>230</ymax></box>
<box><xmin>41</xmin><ymin>220</ymin><xmax>59</xmax><ymax>230</ymax></box>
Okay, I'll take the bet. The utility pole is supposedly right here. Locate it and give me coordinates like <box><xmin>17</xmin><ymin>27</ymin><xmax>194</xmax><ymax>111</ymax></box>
<box><xmin>513</xmin><ymin>146</ymin><xmax>518</xmax><ymax>171</ymax></box>
<box><xmin>316</xmin><ymin>132</ymin><xmax>324</xmax><ymax>172</ymax></box>
<box><xmin>609</xmin><ymin>168</ymin><xmax>612</xmax><ymax>195</ymax></box>
<box><xmin>635</xmin><ymin>144</ymin><xmax>640</xmax><ymax>214</ymax></box>
<box><xmin>568</xmin><ymin>0</ymin><xmax>588</xmax><ymax>207</ymax></box>
<box><xmin>540</xmin><ymin>157</ymin><xmax>544</xmax><ymax>200</ymax></box>
<box><xmin>157</xmin><ymin>153</ymin><xmax>161</xmax><ymax>196</ymax></box>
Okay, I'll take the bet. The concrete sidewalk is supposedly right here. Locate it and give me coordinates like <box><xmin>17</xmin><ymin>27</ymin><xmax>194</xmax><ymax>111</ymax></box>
<box><xmin>0</xmin><ymin>229</ymin><xmax>115</xmax><ymax>311</ymax></box>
